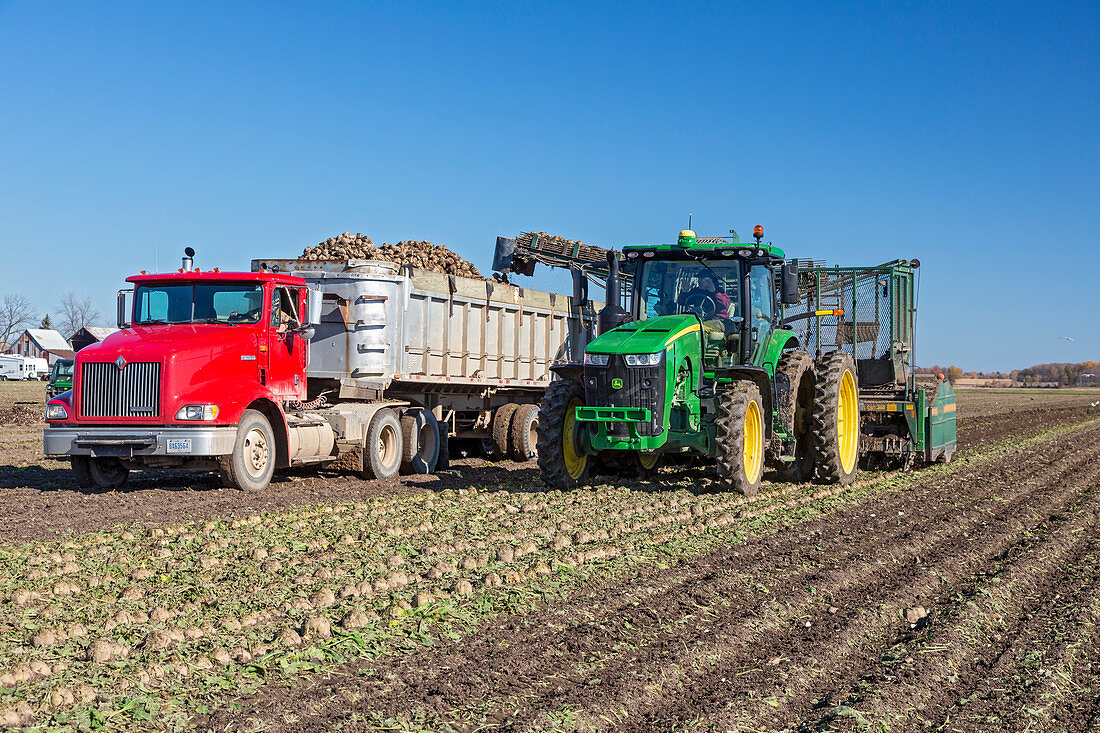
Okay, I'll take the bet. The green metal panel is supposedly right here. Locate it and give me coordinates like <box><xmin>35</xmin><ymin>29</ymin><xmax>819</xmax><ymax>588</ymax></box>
<box><xmin>925</xmin><ymin>381</ymin><xmax>957</xmax><ymax>460</ymax></box>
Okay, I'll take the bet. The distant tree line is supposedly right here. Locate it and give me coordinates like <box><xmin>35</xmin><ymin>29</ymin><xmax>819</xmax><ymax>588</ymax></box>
<box><xmin>0</xmin><ymin>292</ymin><xmax>102</xmax><ymax>351</ymax></box>
<box><xmin>916</xmin><ymin>362</ymin><xmax>1099</xmax><ymax>387</ymax></box>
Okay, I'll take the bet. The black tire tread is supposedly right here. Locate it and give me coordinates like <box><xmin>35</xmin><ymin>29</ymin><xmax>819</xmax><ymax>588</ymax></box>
<box><xmin>715</xmin><ymin>380</ymin><xmax>764</xmax><ymax>495</ymax></box>
<box><xmin>774</xmin><ymin>350</ymin><xmax>816</xmax><ymax>483</ymax></box>
<box><xmin>492</xmin><ymin>403</ymin><xmax>518</xmax><ymax>459</ymax></box>
<box><xmin>812</xmin><ymin>350</ymin><xmax>859</xmax><ymax>485</ymax></box>
<box><xmin>509</xmin><ymin>403</ymin><xmax>540</xmax><ymax>462</ymax></box>
<box><xmin>537</xmin><ymin>380</ymin><xmax>588</xmax><ymax>490</ymax></box>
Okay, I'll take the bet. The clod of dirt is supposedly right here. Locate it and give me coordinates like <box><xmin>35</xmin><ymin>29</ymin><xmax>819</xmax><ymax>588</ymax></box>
<box><xmin>413</xmin><ymin>592</ymin><xmax>433</xmax><ymax>608</ymax></box>
<box><xmin>0</xmin><ymin>405</ymin><xmax>41</xmax><ymax>426</ymax></box>
<box><xmin>905</xmin><ymin>606</ymin><xmax>929</xmax><ymax>624</ymax></box>
<box><xmin>9</xmin><ymin>589</ymin><xmax>34</xmax><ymax>605</ymax></box>
<box><xmin>483</xmin><ymin>572</ymin><xmax>503</xmax><ymax>588</ymax></box>
<box><xmin>453</xmin><ymin>579</ymin><xmax>474</xmax><ymax>596</ymax></box>
<box><xmin>496</xmin><ymin>546</ymin><xmax>515</xmax><ymax>563</ymax></box>
<box><xmin>301</xmin><ymin>233</ymin><xmax>484</xmax><ymax>279</ymax></box>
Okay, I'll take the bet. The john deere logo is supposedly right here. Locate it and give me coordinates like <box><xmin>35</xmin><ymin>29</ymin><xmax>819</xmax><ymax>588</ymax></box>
<box><xmin>611</xmin><ymin>378</ymin><xmax>623</xmax><ymax>390</ymax></box>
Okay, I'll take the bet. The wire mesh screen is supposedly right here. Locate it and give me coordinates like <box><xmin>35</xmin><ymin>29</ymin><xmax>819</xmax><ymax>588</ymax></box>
<box><xmin>783</xmin><ymin>267</ymin><xmax>900</xmax><ymax>361</ymax></box>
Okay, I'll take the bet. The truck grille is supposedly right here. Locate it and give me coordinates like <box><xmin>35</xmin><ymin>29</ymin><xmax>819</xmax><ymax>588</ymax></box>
<box><xmin>584</xmin><ymin>356</ymin><xmax>664</xmax><ymax>437</ymax></box>
<box><xmin>80</xmin><ymin>362</ymin><xmax>161</xmax><ymax>418</ymax></box>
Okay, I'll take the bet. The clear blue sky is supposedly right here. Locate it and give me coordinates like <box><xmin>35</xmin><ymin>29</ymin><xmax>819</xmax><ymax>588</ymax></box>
<box><xmin>1</xmin><ymin>1</ymin><xmax>1096</xmax><ymax>371</ymax></box>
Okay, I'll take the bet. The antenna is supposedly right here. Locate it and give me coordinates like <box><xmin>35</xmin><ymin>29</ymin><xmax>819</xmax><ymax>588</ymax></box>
<box><xmin>688</xmin><ymin>212</ymin><xmax>692</xmax><ymax>230</ymax></box>
<box><xmin>153</xmin><ymin>209</ymin><xmax>165</xmax><ymax>273</ymax></box>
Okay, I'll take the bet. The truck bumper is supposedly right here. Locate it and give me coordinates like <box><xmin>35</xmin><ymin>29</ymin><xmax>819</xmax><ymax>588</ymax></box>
<box><xmin>44</xmin><ymin>426</ymin><xmax>237</xmax><ymax>458</ymax></box>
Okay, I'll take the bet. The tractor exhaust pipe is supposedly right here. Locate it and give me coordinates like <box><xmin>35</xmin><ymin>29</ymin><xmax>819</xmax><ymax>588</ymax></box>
<box><xmin>598</xmin><ymin>251</ymin><xmax>628</xmax><ymax>334</ymax></box>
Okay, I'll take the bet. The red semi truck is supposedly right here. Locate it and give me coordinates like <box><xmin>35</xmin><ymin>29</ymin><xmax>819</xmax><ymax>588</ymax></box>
<box><xmin>44</xmin><ymin>250</ymin><xmax>597</xmax><ymax>490</ymax></box>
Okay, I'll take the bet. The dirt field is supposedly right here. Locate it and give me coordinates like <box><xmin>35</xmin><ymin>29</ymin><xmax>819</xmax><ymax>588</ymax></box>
<box><xmin>2</xmin><ymin>384</ymin><xmax>1100</xmax><ymax>731</ymax></box>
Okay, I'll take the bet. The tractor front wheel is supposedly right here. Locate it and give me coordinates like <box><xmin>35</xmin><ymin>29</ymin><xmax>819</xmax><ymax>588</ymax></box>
<box><xmin>715</xmin><ymin>381</ymin><xmax>765</xmax><ymax>495</ymax></box>
<box><xmin>537</xmin><ymin>380</ymin><xmax>590</xmax><ymax>490</ymax></box>
<box><xmin>813</xmin><ymin>350</ymin><xmax>860</xmax><ymax>484</ymax></box>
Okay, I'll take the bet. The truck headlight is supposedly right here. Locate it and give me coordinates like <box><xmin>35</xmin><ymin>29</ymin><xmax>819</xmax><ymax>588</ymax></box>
<box><xmin>45</xmin><ymin>403</ymin><xmax>68</xmax><ymax>420</ymax></box>
<box><xmin>584</xmin><ymin>353</ymin><xmax>610</xmax><ymax>366</ymax></box>
<box><xmin>176</xmin><ymin>405</ymin><xmax>220</xmax><ymax>421</ymax></box>
<box><xmin>624</xmin><ymin>353</ymin><xmax>662</xmax><ymax>366</ymax></box>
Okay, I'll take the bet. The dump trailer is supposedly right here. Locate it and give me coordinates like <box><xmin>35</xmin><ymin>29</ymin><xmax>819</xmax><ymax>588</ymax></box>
<box><xmin>43</xmin><ymin>251</ymin><xmax>597</xmax><ymax>491</ymax></box>
<box><xmin>537</xmin><ymin>228</ymin><xmax>956</xmax><ymax>493</ymax></box>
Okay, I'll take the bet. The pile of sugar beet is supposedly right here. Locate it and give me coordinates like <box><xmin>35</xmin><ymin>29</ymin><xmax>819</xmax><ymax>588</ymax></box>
<box><xmin>300</xmin><ymin>232</ymin><xmax>484</xmax><ymax>279</ymax></box>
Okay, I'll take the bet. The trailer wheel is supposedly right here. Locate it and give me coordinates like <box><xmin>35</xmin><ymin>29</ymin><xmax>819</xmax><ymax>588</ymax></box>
<box><xmin>220</xmin><ymin>409</ymin><xmax>276</xmax><ymax>491</ymax></box>
<box><xmin>537</xmin><ymin>380</ymin><xmax>589</xmax><ymax>490</ymax></box>
<box><xmin>813</xmin><ymin>350</ymin><xmax>860</xmax><ymax>485</ymax></box>
<box><xmin>715</xmin><ymin>380</ymin><xmax>765</xmax><ymax>495</ymax></box>
<box><xmin>400</xmin><ymin>408</ymin><xmax>440</xmax><ymax>474</ymax></box>
<box><xmin>492</xmin><ymin>403</ymin><xmax>518</xmax><ymax>459</ymax></box>
<box><xmin>509</xmin><ymin>404</ymin><xmax>540</xmax><ymax>461</ymax></box>
<box><xmin>71</xmin><ymin>456</ymin><xmax>129</xmax><ymax>490</ymax></box>
<box><xmin>774</xmin><ymin>350</ymin><xmax>816</xmax><ymax>483</ymax></box>
<box><xmin>362</xmin><ymin>408</ymin><xmax>403</xmax><ymax>480</ymax></box>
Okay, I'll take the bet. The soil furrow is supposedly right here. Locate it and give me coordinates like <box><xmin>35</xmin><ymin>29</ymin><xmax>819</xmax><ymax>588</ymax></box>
<box><xmin>950</xmin><ymin>563</ymin><xmax>1100</xmax><ymax>732</ymax></box>
<box><xmin>201</xmin><ymin>418</ymin><xmax>1100</xmax><ymax>732</ymax></box>
<box><xmin>615</xmin><ymin>428</ymin><xmax>1100</xmax><ymax>731</ymax></box>
<box><xmin>802</xmin><ymin>464</ymin><xmax>1100</xmax><ymax>731</ymax></box>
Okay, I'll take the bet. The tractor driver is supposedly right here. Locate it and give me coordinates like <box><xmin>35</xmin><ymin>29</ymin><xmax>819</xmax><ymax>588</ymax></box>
<box><xmin>678</xmin><ymin>270</ymin><xmax>735</xmax><ymax>323</ymax></box>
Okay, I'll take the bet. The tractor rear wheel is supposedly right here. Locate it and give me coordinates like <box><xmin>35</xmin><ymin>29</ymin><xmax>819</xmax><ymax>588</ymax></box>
<box><xmin>774</xmin><ymin>350</ymin><xmax>816</xmax><ymax>483</ymax></box>
<box><xmin>537</xmin><ymin>380</ymin><xmax>589</xmax><ymax>490</ymax></box>
<box><xmin>715</xmin><ymin>381</ymin><xmax>765</xmax><ymax>495</ymax></box>
<box><xmin>813</xmin><ymin>350</ymin><xmax>860</xmax><ymax>484</ymax></box>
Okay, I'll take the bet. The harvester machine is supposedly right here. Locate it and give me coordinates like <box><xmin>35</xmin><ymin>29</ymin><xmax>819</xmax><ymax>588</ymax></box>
<box><xmin>530</xmin><ymin>227</ymin><xmax>956</xmax><ymax>492</ymax></box>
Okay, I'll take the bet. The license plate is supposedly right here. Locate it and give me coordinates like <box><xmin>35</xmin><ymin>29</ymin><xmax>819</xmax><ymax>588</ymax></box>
<box><xmin>166</xmin><ymin>439</ymin><xmax>192</xmax><ymax>454</ymax></box>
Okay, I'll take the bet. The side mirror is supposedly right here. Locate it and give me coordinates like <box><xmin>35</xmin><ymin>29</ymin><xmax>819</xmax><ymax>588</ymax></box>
<box><xmin>571</xmin><ymin>268</ymin><xmax>588</xmax><ymax>306</ymax></box>
<box><xmin>781</xmin><ymin>263</ymin><xmax>799</xmax><ymax>305</ymax></box>
<box><xmin>305</xmin><ymin>289</ymin><xmax>323</xmax><ymax>325</ymax></box>
<box><xmin>117</xmin><ymin>289</ymin><xmax>133</xmax><ymax>328</ymax></box>
<box><xmin>295</xmin><ymin>325</ymin><xmax>316</xmax><ymax>341</ymax></box>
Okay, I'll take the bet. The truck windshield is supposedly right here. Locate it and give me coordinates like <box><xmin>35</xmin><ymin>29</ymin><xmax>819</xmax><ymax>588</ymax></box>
<box><xmin>134</xmin><ymin>283</ymin><xmax>265</xmax><ymax>325</ymax></box>
<box><xmin>637</xmin><ymin>259</ymin><xmax>741</xmax><ymax>323</ymax></box>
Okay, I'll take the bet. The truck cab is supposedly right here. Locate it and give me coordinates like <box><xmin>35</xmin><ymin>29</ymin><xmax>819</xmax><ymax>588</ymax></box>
<box><xmin>44</xmin><ymin>266</ymin><xmax>320</xmax><ymax>490</ymax></box>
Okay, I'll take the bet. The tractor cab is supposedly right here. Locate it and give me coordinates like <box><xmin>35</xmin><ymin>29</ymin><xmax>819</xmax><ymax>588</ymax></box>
<box><xmin>621</xmin><ymin>229</ymin><xmax>794</xmax><ymax>371</ymax></box>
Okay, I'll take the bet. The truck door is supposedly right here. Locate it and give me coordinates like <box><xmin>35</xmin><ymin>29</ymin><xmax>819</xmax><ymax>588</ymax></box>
<box><xmin>266</xmin><ymin>285</ymin><xmax>308</xmax><ymax>401</ymax></box>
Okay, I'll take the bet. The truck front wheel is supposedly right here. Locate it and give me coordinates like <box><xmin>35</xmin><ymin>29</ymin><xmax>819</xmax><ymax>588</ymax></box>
<box><xmin>71</xmin><ymin>456</ymin><xmax>129</xmax><ymax>491</ymax></box>
<box><xmin>220</xmin><ymin>409</ymin><xmax>276</xmax><ymax>491</ymax></box>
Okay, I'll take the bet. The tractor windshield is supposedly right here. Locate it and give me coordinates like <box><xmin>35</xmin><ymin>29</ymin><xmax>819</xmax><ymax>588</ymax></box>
<box><xmin>636</xmin><ymin>259</ymin><xmax>742</xmax><ymax>325</ymax></box>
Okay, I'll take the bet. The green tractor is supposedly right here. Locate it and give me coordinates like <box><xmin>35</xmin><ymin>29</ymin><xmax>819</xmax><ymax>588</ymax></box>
<box><xmin>537</xmin><ymin>228</ymin><xmax>955</xmax><ymax>492</ymax></box>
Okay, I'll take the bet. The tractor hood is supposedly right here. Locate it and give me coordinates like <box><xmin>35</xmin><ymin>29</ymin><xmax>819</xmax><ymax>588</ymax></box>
<box><xmin>586</xmin><ymin>315</ymin><xmax>701</xmax><ymax>355</ymax></box>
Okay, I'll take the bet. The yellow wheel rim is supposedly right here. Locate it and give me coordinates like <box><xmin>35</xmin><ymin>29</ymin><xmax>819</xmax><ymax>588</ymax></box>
<box><xmin>638</xmin><ymin>452</ymin><xmax>659</xmax><ymax>470</ymax></box>
<box><xmin>837</xmin><ymin>368</ymin><xmax>859</xmax><ymax>473</ymax></box>
<box><xmin>563</xmin><ymin>398</ymin><xmax>588</xmax><ymax>479</ymax></box>
<box><xmin>742</xmin><ymin>399</ymin><xmax>763</xmax><ymax>482</ymax></box>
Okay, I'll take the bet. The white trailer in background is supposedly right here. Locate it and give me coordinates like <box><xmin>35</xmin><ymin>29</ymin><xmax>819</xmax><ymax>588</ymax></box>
<box><xmin>0</xmin><ymin>355</ymin><xmax>46</xmax><ymax>380</ymax></box>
